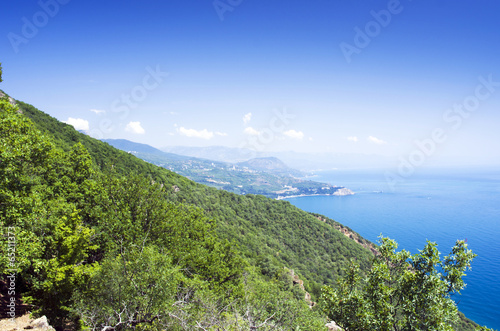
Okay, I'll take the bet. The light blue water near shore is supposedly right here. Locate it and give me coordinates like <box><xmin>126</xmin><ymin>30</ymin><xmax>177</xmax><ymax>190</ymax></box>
<box><xmin>287</xmin><ymin>168</ymin><xmax>500</xmax><ymax>329</ymax></box>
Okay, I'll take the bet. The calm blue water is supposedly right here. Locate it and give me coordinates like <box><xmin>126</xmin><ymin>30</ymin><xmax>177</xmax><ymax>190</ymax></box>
<box><xmin>287</xmin><ymin>168</ymin><xmax>500</xmax><ymax>329</ymax></box>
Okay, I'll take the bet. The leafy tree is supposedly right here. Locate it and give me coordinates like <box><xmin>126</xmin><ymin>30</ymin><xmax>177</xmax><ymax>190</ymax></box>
<box><xmin>74</xmin><ymin>245</ymin><xmax>184</xmax><ymax>330</ymax></box>
<box><xmin>224</xmin><ymin>268</ymin><xmax>326</xmax><ymax>330</ymax></box>
<box><xmin>95</xmin><ymin>173</ymin><xmax>244</xmax><ymax>295</ymax></box>
<box><xmin>0</xmin><ymin>62</ymin><xmax>3</xmax><ymax>82</ymax></box>
<box><xmin>319</xmin><ymin>236</ymin><xmax>491</xmax><ymax>331</ymax></box>
<box><xmin>0</xmin><ymin>106</ymin><xmax>99</xmax><ymax>328</ymax></box>
<box><xmin>156</xmin><ymin>267</ymin><xmax>326</xmax><ymax>330</ymax></box>
<box><xmin>25</xmin><ymin>204</ymin><xmax>98</xmax><ymax>328</ymax></box>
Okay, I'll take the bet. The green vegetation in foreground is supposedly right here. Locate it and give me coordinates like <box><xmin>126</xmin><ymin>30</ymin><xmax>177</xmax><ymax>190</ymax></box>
<box><xmin>0</xmin><ymin>80</ymin><xmax>494</xmax><ymax>330</ymax></box>
<box><xmin>320</xmin><ymin>236</ymin><xmax>483</xmax><ymax>331</ymax></box>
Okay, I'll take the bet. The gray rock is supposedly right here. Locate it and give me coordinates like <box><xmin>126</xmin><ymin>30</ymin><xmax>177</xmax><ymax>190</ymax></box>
<box><xmin>26</xmin><ymin>316</ymin><xmax>55</xmax><ymax>330</ymax></box>
<box><xmin>325</xmin><ymin>320</ymin><xmax>342</xmax><ymax>331</ymax></box>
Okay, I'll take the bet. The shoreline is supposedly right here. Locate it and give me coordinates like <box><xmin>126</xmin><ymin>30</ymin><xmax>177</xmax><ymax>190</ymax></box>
<box><xmin>276</xmin><ymin>189</ymin><xmax>355</xmax><ymax>200</ymax></box>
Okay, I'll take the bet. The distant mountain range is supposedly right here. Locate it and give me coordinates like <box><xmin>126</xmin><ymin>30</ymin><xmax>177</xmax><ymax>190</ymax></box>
<box><xmin>236</xmin><ymin>157</ymin><xmax>305</xmax><ymax>178</ymax></box>
<box><xmin>103</xmin><ymin>139</ymin><xmax>353</xmax><ymax>199</ymax></box>
<box><xmin>162</xmin><ymin>145</ymin><xmax>253</xmax><ymax>164</ymax></box>
<box><xmin>161</xmin><ymin>145</ymin><xmax>394</xmax><ymax>171</ymax></box>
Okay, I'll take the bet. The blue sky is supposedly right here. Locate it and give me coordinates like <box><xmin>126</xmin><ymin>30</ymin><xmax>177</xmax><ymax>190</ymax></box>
<box><xmin>1</xmin><ymin>0</ymin><xmax>500</xmax><ymax>166</ymax></box>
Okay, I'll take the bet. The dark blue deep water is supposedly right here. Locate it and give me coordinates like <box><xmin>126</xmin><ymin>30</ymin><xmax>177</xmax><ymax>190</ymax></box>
<box><xmin>287</xmin><ymin>168</ymin><xmax>500</xmax><ymax>329</ymax></box>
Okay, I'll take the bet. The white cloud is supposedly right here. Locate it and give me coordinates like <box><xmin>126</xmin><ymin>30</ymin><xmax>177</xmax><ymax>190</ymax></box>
<box><xmin>243</xmin><ymin>127</ymin><xmax>260</xmax><ymax>136</ymax></box>
<box><xmin>178</xmin><ymin>127</ymin><xmax>214</xmax><ymax>140</ymax></box>
<box><xmin>215</xmin><ymin>132</ymin><xmax>228</xmax><ymax>136</ymax></box>
<box><xmin>347</xmin><ymin>136</ymin><xmax>359</xmax><ymax>142</ymax></box>
<box><xmin>283</xmin><ymin>129</ymin><xmax>304</xmax><ymax>140</ymax></box>
<box><xmin>125</xmin><ymin>121</ymin><xmax>145</xmax><ymax>134</ymax></box>
<box><xmin>368</xmin><ymin>136</ymin><xmax>387</xmax><ymax>145</ymax></box>
<box><xmin>90</xmin><ymin>109</ymin><xmax>105</xmax><ymax>115</ymax></box>
<box><xmin>243</xmin><ymin>112</ymin><xmax>252</xmax><ymax>124</ymax></box>
<box><xmin>64</xmin><ymin>117</ymin><xmax>89</xmax><ymax>131</ymax></box>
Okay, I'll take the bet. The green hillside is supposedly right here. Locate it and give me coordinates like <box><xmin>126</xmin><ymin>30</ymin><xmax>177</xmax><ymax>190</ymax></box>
<box><xmin>0</xmin><ymin>94</ymin><xmax>374</xmax><ymax>329</ymax></box>
<box><xmin>0</xmin><ymin>88</ymin><xmax>489</xmax><ymax>330</ymax></box>
<box><xmin>17</xmin><ymin>100</ymin><xmax>374</xmax><ymax>288</ymax></box>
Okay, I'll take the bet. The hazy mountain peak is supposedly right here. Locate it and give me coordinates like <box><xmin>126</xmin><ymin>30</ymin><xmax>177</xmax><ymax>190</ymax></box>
<box><xmin>237</xmin><ymin>157</ymin><xmax>289</xmax><ymax>171</ymax></box>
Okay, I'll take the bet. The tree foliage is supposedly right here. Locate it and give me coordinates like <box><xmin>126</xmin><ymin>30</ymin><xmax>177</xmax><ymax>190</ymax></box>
<box><xmin>74</xmin><ymin>245</ymin><xmax>184</xmax><ymax>330</ymax></box>
<box><xmin>0</xmin><ymin>105</ymin><xmax>99</xmax><ymax>327</ymax></box>
<box><xmin>319</xmin><ymin>236</ymin><xmax>492</xmax><ymax>331</ymax></box>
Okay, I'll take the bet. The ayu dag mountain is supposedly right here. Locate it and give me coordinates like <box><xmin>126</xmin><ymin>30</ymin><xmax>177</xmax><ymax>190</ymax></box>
<box><xmin>0</xmin><ymin>90</ymin><xmax>488</xmax><ymax>330</ymax></box>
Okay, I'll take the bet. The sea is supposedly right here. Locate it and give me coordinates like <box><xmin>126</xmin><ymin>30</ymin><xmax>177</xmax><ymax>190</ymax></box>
<box><xmin>287</xmin><ymin>168</ymin><xmax>500</xmax><ymax>330</ymax></box>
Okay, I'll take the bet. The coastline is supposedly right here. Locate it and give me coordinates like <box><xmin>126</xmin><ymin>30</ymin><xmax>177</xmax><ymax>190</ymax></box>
<box><xmin>276</xmin><ymin>188</ymin><xmax>355</xmax><ymax>200</ymax></box>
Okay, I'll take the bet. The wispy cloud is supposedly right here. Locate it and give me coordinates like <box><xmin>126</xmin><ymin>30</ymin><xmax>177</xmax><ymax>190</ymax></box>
<box><xmin>125</xmin><ymin>121</ymin><xmax>145</xmax><ymax>134</ymax></box>
<box><xmin>283</xmin><ymin>129</ymin><xmax>304</xmax><ymax>140</ymax></box>
<box><xmin>243</xmin><ymin>126</ymin><xmax>260</xmax><ymax>136</ymax></box>
<box><xmin>64</xmin><ymin>117</ymin><xmax>89</xmax><ymax>131</ymax></box>
<box><xmin>368</xmin><ymin>136</ymin><xmax>387</xmax><ymax>145</ymax></box>
<box><xmin>90</xmin><ymin>109</ymin><xmax>106</xmax><ymax>115</ymax></box>
<box><xmin>178</xmin><ymin>127</ymin><xmax>214</xmax><ymax>139</ymax></box>
<box><xmin>215</xmin><ymin>132</ymin><xmax>228</xmax><ymax>136</ymax></box>
<box><xmin>243</xmin><ymin>112</ymin><xmax>252</xmax><ymax>125</ymax></box>
<box><xmin>347</xmin><ymin>136</ymin><xmax>359</xmax><ymax>142</ymax></box>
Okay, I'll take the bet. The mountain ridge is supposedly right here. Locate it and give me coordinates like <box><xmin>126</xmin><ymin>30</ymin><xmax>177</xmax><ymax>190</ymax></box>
<box><xmin>104</xmin><ymin>138</ymin><xmax>353</xmax><ymax>199</ymax></box>
<box><xmin>161</xmin><ymin>145</ymin><xmax>395</xmax><ymax>171</ymax></box>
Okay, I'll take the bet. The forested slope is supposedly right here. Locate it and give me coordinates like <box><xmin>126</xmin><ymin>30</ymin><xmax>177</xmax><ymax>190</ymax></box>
<box><xmin>17</xmin><ymin>99</ymin><xmax>374</xmax><ymax>294</ymax></box>
<box><xmin>1</xmin><ymin>95</ymin><xmax>330</xmax><ymax>329</ymax></box>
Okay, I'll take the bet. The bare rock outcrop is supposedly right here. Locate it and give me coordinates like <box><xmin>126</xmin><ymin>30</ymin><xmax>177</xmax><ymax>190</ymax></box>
<box><xmin>332</xmin><ymin>187</ymin><xmax>354</xmax><ymax>196</ymax></box>
<box><xmin>325</xmin><ymin>320</ymin><xmax>343</xmax><ymax>330</ymax></box>
<box><xmin>288</xmin><ymin>268</ymin><xmax>316</xmax><ymax>308</ymax></box>
<box><xmin>0</xmin><ymin>314</ymin><xmax>55</xmax><ymax>330</ymax></box>
<box><xmin>0</xmin><ymin>91</ymin><xmax>17</xmax><ymax>106</ymax></box>
<box><xmin>315</xmin><ymin>215</ymin><xmax>379</xmax><ymax>255</ymax></box>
